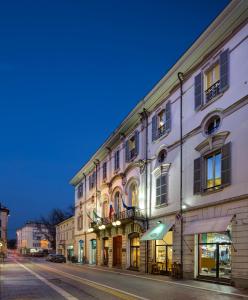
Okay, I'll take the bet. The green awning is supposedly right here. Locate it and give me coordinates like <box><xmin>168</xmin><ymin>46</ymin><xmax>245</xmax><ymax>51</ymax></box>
<box><xmin>140</xmin><ymin>222</ymin><xmax>174</xmax><ymax>241</ymax></box>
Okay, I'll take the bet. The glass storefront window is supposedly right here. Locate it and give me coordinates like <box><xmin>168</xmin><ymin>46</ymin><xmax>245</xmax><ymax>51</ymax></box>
<box><xmin>130</xmin><ymin>235</ymin><xmax>140</xmax><ymax>269</ymax></box>
<box><xmin>155</xmin><ymin>231</ymin><xmax>173</xmax><ymax>273</ymax></box>
<box><xmin>198</xmin><ymin>232</ymin><xmax>231</xmax><ymax>280</ymax></box>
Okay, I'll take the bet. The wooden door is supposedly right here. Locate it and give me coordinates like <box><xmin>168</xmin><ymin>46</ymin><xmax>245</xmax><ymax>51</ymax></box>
<box><xmin>113</xmin><ymin>236</ymin><xmax>122</xmax><ymax>267</ymax></box>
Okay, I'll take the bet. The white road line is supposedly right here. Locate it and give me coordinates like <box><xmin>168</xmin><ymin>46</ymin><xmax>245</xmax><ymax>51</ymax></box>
<box><xmin>80</xmin><ymin>265</ymin><xmax>248</xmax><ymax>299</ymax></box>
<box><xmin>36</xmin><ymin>263</ymin><xmax>150</xmax><ymax>300</ymax></box>
<box><xmin>15</xmin><ymin>261</ymin><xmax>78</xmax><ymax>300</ymax></box>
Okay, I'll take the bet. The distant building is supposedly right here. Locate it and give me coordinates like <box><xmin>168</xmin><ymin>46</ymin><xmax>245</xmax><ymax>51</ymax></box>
<box><xmin>56</xmin><ymin>216</ymin><xmax>75</xmax><ymax>260</ymax></box>
<box><xmin>0</xmin><ymin>204</ymin><xmax>10</xmax><ymax>256</ymax></box>
<box><xmin>16</xmin><ymin>222</ymin><xmax>51</xmax><ymax>254</ymax></box>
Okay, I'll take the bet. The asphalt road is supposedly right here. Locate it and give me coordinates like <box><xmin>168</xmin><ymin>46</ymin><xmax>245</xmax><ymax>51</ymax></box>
<box><xmin>1</xmin><ymin>255</ymin><xmax>248</xmax><ymax>300</ymax></box>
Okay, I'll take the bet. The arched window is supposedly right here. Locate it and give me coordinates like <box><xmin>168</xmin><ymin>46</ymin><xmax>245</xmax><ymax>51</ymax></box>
<box><xmin>129</xmin><ymin>183</ymin><xmax>138</xmax><ymax>207</ymax></box>
<box><xmin>114</xmin><ymin>191</ymin><xmax>121</xmax><ymax>214</ymax></box>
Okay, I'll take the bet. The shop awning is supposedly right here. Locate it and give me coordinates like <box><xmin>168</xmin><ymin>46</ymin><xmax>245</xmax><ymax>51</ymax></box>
<box><xmin>141</xmin><ymin>222</ymin><xmax>174</xmax><ymax>241</ymax></box>
<box><xmin>184</xmin><ymin>215</ymin><xmax>233</xmax><ymax>235</ymax></box>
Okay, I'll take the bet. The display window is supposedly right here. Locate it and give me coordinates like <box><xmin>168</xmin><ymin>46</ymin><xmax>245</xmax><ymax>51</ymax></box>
<box><xmin>198</xmin><ymin>232</ymin><xmax>231</xmax><ymax>280</ymax></box>
<box><xmin>155</xmin><ymin>231</ymin><xmax>173</xmax><ymax>274</ymax></box>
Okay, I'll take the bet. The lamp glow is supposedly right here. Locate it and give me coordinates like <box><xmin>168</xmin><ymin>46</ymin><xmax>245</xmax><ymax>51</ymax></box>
<box><xmin>116</xmin><ymin>220</ymin><xmax>121</xmax><ymax>226</ymax></box>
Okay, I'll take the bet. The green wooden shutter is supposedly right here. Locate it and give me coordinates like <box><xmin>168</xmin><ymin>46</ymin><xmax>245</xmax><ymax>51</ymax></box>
<box><xmin>165</xmin><ymin>101</ymin><xmax>171</xmax><ymax>132</ymax></box>
<box><xmin>193</xmin><ymin>157</ymin><xmax>202</xmax><ymax>194</ymax></box>
<box><xmin>194</xmin><ymin>72</ymin><xmax>203</xmax><ymax>110</ymax></box>
<box><xmin>152</xmin><ymin>115</ymin><xmax>158</xmax><ymax>141</ymax></box>
<box><xmin>221</xmin><ymin>142</ymin><xmax>231</xmax><ymax>186</ymax></box>
<box><xmin>220</xmin><ymin>49</ymin><xmax>229</xmax><ymax>92</ymax></box>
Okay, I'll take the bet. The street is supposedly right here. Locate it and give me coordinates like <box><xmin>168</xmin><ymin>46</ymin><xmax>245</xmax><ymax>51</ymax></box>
<box><xmin>1</xmin><ymin>255</ymin><xmax>248</xmax><ymax>300</ymax></box>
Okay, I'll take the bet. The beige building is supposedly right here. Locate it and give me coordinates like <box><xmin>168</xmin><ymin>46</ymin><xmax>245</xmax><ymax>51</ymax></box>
<box><xmin>70</xmin><ymin>1</ymin><xmax>248</xmax><ymax>287</ymax></box>
<box><xmin>56</xmin><ymin>216</ymin><xmax>75</xmax><ymax>260</ymax></box>
<box><xmin>0</xmin><ymin>204</ymin><xmax>10</xmax><ymax>256</ymax></box>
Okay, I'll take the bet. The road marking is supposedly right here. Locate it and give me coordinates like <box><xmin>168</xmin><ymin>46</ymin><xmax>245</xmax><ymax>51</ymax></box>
<box><xmin>15</xmin><ymin>261</ymin><xmax>78</xmax><ymax>300</ymax></box>
<box><xmin>34</xmin><ymin>262</ymin><xmax>150</xmax><ymax>300</ymax></box>
<box><xmin>79</xmin><ymin>265</ymin><xmax>248</xmax><ymax>299</ymax></box>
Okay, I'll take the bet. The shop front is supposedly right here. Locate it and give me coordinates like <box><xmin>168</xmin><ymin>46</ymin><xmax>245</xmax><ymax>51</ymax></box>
<box><xmin>141</xmin><ymin>221</ymin><xmax>174</xmax><ymax>275</ymax></box>
<box><xmin>103</xmin><ymin>238</ymin><xmax>109</xmax><ymax>266</ymax></box>
<box><xmin>78</xmin><ymin>240</ymin><xmax>84</xmax><ymax>263</ymax></box>
<box><xmin>184</xmin><ymin>215</ymin><xmax>233</xmax><ymax>283</ymax></box>
<box><xmin>90</xmin><ymin>239</ymin><xmax>97</xmax><ymax>264</ymax></box>
<box><xmin>67</xmin><ymin>245</ymin><xmax>74</xmax><ymax>261</ymax></box>
<box><xmin>129</xmin><ymin>233</ymin><xmax>140</xmax><ymax>270</ymax></box>
<box><xmin>198</xmin><ymin>232</ymin><xmax>231</xmax><ymax>280</ymax></box>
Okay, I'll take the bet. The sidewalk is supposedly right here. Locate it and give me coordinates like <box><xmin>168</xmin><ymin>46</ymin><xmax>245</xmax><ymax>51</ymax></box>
<box><xmin>72</xmin><ymin>263</ymin><xmax>248</xmax><ymax>297</ymax></box>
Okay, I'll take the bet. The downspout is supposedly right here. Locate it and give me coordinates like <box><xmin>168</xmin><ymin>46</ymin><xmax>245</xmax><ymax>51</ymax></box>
<box><xmin>141</xmin><ymin>108</ymin><xmax>149</xmax><ymax>273</ymax></box>
<box><xmin>178</xmin><ymin>72</ymin><xmax>184</xmax><ymax>278</ymax></box>
<box><xmin>94</xmin><ymin>160</ymin><xmax>99</xmax><ymax>265</ymax></box>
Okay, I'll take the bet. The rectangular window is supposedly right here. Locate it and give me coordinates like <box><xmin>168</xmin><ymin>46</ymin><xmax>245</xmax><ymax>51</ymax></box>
<box><xmin>77</xmin><ymin>183</ymin><xmax>83</xmax><ymax>199</ymax></box>
<box><xmin>206</xmin><ymin>152</ymin><xmax>221</xmax><ymax>191</ymax></box>
<box><xmin>129</xmin><ymin>136</ymin><xmax>136</xmax><ymax>159</ymax></box>
<box><xmin>157</xmin><ymin>109</ymin><xmax>166</xmax><ymax>138</ymax></box>
<box><xmin>204</xmin><ymin>63</ymin><xmax>220</xmax><ymax>102</ymax></box>
<box><xmin>114</xmin><ymin>150</ymin><xmax>120</xmax><ymax>170</ymax></box>
<box><xmin>89</xmin><ymin>172</ymin><xmax>96</xmax><ymax>190</ymax></box>
<box><xmin>103</xmin><ymin>162</ymin><xmax>107</xmax><ymax>180</ymax></box>
<box><xmin>156</xmin><ymin>173</ymin><xmax>167</xmax><ymax>206</ymax></box>
<box><xmin>152</xmin><ymin>101</ymin><xmax>171</xmax><ymax>141</ymax></box>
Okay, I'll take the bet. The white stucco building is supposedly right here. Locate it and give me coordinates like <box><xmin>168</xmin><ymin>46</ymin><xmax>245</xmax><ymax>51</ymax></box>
<box><xmin>0</xmin><ymin>204</ymin><xmax>10</xmax><ymax>256</ymax></box>
<box><xmin>70</xmin><ymin>1</ymin><xmax>248</xmax><ymax>287</ymax></box>
<box><xmin>16</xmin><ymin>222</ymin><xmax>51</xmax><ymax>254</ymax></box>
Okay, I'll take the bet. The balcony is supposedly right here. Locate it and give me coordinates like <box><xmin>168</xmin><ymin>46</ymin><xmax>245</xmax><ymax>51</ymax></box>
<box><xmin>157</xmin><ymin>124</ymin><xmax>166</xmax><ymax>138</ymax></box>
<box><xmin>205</xmin><ymin>80</ymin><xmax>220</xmax><ymax>102</ymax></box>
<box><xmin>90</xmin><ymin>208</ymin><xmax>146</xmax><ymax>229</ymax></box>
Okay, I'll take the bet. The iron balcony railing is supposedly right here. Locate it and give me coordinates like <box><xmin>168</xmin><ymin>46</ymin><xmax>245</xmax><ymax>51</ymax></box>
<box><xmin>157</xmin><ymin>124</ymin><xmax>166</xmax><ymax>138</ymax></box>
<box><xmin>90</xmin><ymin>208</ymin><xmax>146</xmax><ymax>228</ymax></box>
<box><xmin>205</xmin><ymin>80</ymin><xmax>220</xmax><ymax>102</ymax></box>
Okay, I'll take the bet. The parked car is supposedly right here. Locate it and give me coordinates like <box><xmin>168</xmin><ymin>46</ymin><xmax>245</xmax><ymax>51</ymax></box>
<box><xmin>53</xmin><ymin>254</ymin><xmax>66</xmax><ymax>263</ymax></box>
<box><xmin>46</xmin><ymin>254</ymin><xmax>56</xmax><ymax>262</ymax></box>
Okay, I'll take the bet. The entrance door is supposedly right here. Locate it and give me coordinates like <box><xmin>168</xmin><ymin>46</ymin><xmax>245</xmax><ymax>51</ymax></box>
<box><xmin>113</xmin><ymin>236</ymin><xmax>122</xmax><ymax>267</ymax></box>
<box><xmin>78</xmin><ymin>240</ymin><xmax>84</xmax><ymax>263</ymax></box>
<box><xmin>198</xmin><ymin>232</ymin><xmax>231</xmax><ymax>281</ymax></box>
<box><xmin>90</xmin><ymin>239</ymin><xmax>97</xmax><ymax>264</ymax></box>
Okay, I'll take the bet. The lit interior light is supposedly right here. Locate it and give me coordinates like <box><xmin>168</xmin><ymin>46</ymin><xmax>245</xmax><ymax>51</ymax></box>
<box><xmin>116</xmin><ymin>220</ymin><xmax>121</xmax><ymax>226</ymax></box>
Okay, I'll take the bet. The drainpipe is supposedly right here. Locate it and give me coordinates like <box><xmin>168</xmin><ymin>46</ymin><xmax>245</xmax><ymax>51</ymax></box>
<box><xmin>94</xmin><ymin>160</ymin><xmax>99</xmax><ymax>265</ymax></box>
<box><xmin>140</xmin><ymin>108</ymin><xmax>149</xmax><ymax>273</ymax></box>
<box><xmin>178</xmin><ymin>72</ymin><xmax>184</xmax><ymax>278</ymax></box>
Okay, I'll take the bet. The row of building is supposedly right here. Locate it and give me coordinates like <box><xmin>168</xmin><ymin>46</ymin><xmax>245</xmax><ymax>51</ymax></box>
<box><xmin>18</xmin><ymin>0</ymin><xmax>247</xmax><ymax>288</ymax></box>
<box><xmin>0</xmin><ymin>203</ymin><xmax>9</xmax><ymax>256</ymax></box>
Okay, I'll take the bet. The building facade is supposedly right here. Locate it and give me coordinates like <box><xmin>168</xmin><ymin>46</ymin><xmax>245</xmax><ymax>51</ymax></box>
<box><xmin>0</xmin><ymin>204</ymin><xmax>10</xmax><ymax>256</ymax></box>
<box><xmin>56</xmin><ymin>216</ymin><xmax>75</xmax><ymax>260</ymax></box>
<box><xmin>16</xmin><ymin>222</ymin><xmax>51</xmax><ymax>254</ymax></box>
<box><xmin>70</xmin><ymin>1</ymin><xmax>248</xmax><ymax>287</ymax></box>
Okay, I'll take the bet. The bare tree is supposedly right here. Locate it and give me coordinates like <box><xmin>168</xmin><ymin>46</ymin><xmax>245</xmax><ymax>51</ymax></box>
<box><xmin>37</xmin><ymin>208</ymin><xmax>72</xmax><ymax>250</ymax></box>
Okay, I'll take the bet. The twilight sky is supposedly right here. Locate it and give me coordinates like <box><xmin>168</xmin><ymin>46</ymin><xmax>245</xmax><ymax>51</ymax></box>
<box><xmin>0</xmin><ymin>0</ymin><xmax>229</xmax><ymax>238</ymax></box>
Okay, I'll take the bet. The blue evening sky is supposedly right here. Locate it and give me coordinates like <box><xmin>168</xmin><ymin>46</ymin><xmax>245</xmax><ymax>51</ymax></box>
<box><xmin>0</xmin><ymin>0</ymin><xmax>229</xmax><ymax>238</ymax></box>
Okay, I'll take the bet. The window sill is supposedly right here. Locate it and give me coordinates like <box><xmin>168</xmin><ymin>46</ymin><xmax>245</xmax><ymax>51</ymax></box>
<box><xmin>201</xmin><ymin>186</ymin><xmax>224</xmax><ymax>195</ymax></box>
<box><xmin>155</xmin><ymin>203</ymin><xmax>168</xmax><ymax>209</ymax></box>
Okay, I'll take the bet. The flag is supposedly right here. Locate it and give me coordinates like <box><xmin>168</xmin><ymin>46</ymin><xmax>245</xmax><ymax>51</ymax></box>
<box><xmin>109</xmin><ymin>201</ymin><xmax>114</xmax><ymax>219</ymax></box>
<box><xmin>121</xmin><ymin>195</ymin><xmax>133</xmax><ymax>210</ymax></box>
<box><xmin>86</xmin><ymin>211</ymin><xmax>93</xmax><ymax>221</ymax></box>
<box><xmin>93</xmin><ymin>209</ymin><xmax>101</xmax><ymax>221</ymax></box>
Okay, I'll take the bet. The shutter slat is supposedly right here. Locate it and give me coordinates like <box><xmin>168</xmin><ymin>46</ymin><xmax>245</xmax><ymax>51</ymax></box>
<box><xmin>152</xmin><ymin>115</ymin><xmax>158</xmax><ymax>141</ymax></box>
<box><xmin>194</xmin><ymin>72</ymin><xmax>203</xmax><ymax>110</ymax></box>
<box><xmin>221</xmin><ymin>142</ymin><xmax>231</xmax><ymax>186</ymax></box>
<box><xmin>193</xmin><ymin>157</ymin><xmax>202</xmax><ymax>194</ymax></box>
<box><xmin>220</xmin><ymin>49</ymin><xmax>229</xmax><ymax>92</ymax></box>
<box><xmin>165</xmin><ymin>101</ymin><xmax>171</xmax><ymax>132</ymax></box>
